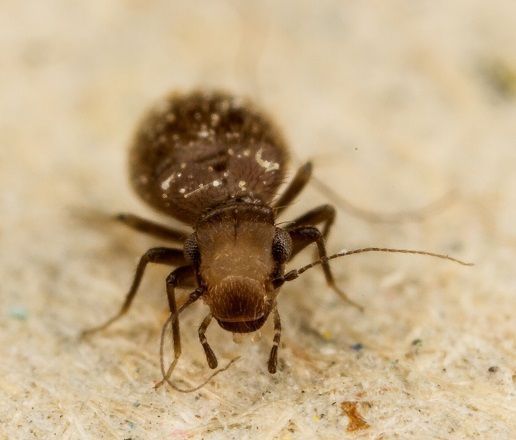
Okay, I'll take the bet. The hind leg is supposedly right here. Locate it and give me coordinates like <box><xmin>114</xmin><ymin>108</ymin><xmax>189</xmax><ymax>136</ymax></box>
<box><xmin>116</xmin><ymin>213</ymin><xmax>190</xmax><ymax>243</ymax></box>
<box><xmin>273</xmin><ymin>162</ymin><xmax>312</xmax><ymax>216</ymax></box>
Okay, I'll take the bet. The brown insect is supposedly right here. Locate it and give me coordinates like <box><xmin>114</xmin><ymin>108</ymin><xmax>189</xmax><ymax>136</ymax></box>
<box><xmin>82</xmin><ymin>90</ymin><xmax>471</xmax><ymax>391</ymax></box>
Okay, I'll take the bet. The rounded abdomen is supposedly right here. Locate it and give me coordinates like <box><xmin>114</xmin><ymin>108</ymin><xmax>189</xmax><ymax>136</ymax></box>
<box><xmin>129</xmin><ymin>91</ymin><xmax>289</xmax><ymax>224</ymax></box>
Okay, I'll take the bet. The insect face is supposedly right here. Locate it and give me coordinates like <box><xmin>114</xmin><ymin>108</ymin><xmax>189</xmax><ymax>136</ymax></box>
<box><xmin>191</xmin><ymin>204</ymin><xmax>289</xmax><ymax>333</ymax></box>
<box><xmin>207</xmin><ymin>276</ymin><xmax>271</xmax><ymax>333</ymax></box>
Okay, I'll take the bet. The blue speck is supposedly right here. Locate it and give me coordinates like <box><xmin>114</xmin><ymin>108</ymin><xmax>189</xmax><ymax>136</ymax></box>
<box><xmin>8</xmin><ymin>306</ymin><xmax>27</xmax><ymax>320</ymax></box>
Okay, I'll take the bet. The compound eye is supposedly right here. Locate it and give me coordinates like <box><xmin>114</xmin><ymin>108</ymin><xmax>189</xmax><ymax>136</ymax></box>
<box><xmin>272</xmin><ymin>228</ymin><xmax>292</xmax><ymax>264</ymax></box>
<box><xmin>184</xmin><ymin>234</ymin><xmax>201</xmax><ymax>265</ymax></box>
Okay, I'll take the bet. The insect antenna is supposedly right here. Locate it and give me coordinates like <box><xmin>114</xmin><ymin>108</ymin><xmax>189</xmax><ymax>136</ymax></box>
<box><xmin>155</xmin><ymin>313</ymin><xmax>240</xmax><ymax>393</ymax></box>
<box><xmin>311</xmin><ymin>175</ymin><xmax>457</xmax><ymax>223</ymax></box>
<box><xmin>275</xmin><ymin>247</ymin><xmax>473</xmax><ymax>287</ymax></box>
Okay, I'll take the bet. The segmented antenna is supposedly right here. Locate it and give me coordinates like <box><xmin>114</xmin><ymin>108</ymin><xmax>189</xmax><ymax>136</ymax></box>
<box><xmin>276</xmin><ymin>247</ymin><xmax>472</xmax><ymax>286</ymax></box>
<box><xmin>311</xmin><ymin>175</ymin><xmax>456</xmax><ymax>223</ymax></box>
<box><xmin>155</xmin><ymin>312</ymin><xmax>239</xmax><ymax>393</ymax></box>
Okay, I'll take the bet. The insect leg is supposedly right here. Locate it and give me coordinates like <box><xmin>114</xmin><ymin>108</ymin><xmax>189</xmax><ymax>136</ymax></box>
<box><xmin>155</xmin><ymin>266</ymin><xmax>201</xmax><ymax>388</ymax></box>
<box><xmin>288</xmin><ymin>226</ymin><xmax>363</xmax><ymax>311</ymax></box>
<box><xmin>116</xmin><ymin>213</ymin><xmax>190</xmax><ymax>243</ymax></box>
<box><xmin>81</xmin><ymin>247</ymin><xmax>187</xmax><ymax>337</ymax></box>
<box><xmin>284</xmin><ymin>203</ymin><xmax>335</xmax><ymax>241</ymax></box>
<box><xmin>273</xmin><ymin>162</ymin><xmax>312</xmax><ymax>216</ymax></box>
<box><xmin>198</xmin><ymin>313</ymin><xmax>218</xmax><ymax>369</ymax></box>
<box><xmin>267</xmin><ymin>307</ymin><xmax>282</xmax><ymax>373</ymax></box>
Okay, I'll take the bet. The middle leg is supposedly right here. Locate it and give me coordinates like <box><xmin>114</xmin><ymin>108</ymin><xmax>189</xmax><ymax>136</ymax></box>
<box><xmin>287</xmin><ymin>226</ymin><xmax>363</xmax><ymax>311</ymax></box>
<box><xmin>284</xmin><ymin>204</ymin><xmax>361</xmax><ymax>308</ymax></box>
<box><xmin>285</xmin><ymin>203</ymin><xmax>336</xmax><ymax>240</ymax></box>
<box><xmin>81</xmin><ymin>247</ymin><xmax>187</xmax><ymax>337</ymax></box>
<box><xmin>284</xmin><ymin>204</ymin><xmax>337</xmax><ymax>262</ymax></box>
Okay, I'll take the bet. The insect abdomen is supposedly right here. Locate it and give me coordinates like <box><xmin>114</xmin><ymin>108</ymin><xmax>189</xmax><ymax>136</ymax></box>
<box><xmin>129</xmin><ymin>91</ymin><xmax>289</xmax><ymax>224</ymax></box>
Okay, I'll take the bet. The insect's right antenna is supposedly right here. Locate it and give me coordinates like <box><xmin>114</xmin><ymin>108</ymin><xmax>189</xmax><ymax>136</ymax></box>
<box><xmin>311</xmin><ymin>175</ymin><xmax>457</xmax><ymax>223</ymax></box>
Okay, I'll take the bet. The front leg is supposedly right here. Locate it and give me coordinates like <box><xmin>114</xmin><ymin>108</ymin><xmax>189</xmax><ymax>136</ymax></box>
<box><xmin>267</xmin><ymin>307</ymin><xmax>282</xmax><ymax>373</ymax></box>
<box><xmin>198</xmin><ymin>313</ymin><xmax>218</xmax><ymax>369</ymax></box>
<box><xmin>155</xmin><ymin>266</ymin><xmax>202</xmax><ymax>389</ymax></box>
<box><xmin>288</xmin><ymin>226</ymin><xmax>363</xmax><ymax>311</ymax></box>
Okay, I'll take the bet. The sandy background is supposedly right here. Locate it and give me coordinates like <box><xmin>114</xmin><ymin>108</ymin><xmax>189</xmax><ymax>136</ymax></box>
<box><xmin>1</xmin><ymin>1</ymin><xmax>515</xmax><ymax>439</ymax></box>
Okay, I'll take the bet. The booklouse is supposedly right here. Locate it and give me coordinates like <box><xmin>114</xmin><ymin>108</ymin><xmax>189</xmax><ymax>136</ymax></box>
<box><xmin>82</xmin><ymin>90</ymin><xmax>471</xmax><ymax>391</ymax></box>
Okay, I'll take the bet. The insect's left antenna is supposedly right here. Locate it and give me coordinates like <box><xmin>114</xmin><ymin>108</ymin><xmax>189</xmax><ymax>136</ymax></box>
<box><xmin>274</xmin><ymin>247</ymin><xmax>473</xmax><ymax>288</ymax></box>
<box><xmin>155</xmin><ymin>313</ymin><xmax>240</xmax><ymax>393</ymax></box>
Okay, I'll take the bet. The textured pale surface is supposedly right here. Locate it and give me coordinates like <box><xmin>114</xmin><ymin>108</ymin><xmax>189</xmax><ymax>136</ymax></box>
<box><xmin>1</xmin><ymin>1</ymin><xmax>515</xmax><ymax>439</ymax></box>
